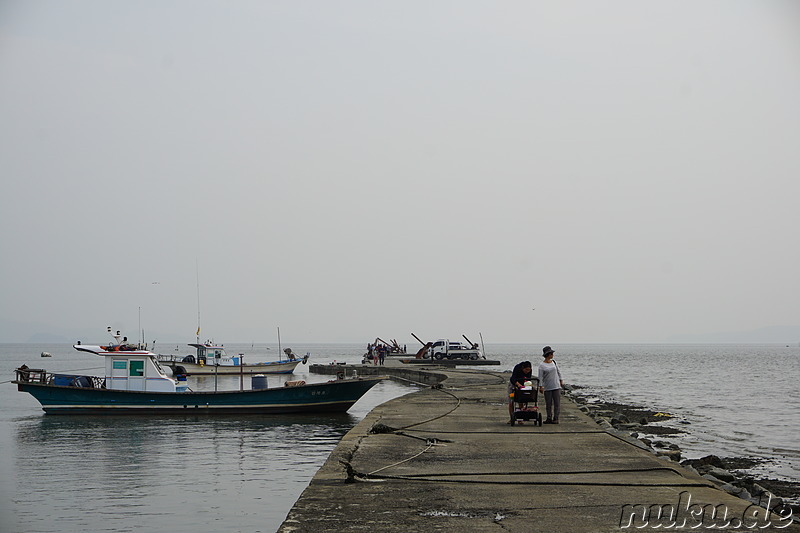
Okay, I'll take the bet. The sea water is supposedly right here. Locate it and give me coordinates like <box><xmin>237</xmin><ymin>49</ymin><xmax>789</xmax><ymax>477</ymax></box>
<box><xmin>0</xmin><ymin>343</ymin><xmax>414</xmax><ymax>533</ymax></box>
<box><xmin>1</xmin><ymin>342</ymin><xmax>798</xmax><ymax>532</ymax></box>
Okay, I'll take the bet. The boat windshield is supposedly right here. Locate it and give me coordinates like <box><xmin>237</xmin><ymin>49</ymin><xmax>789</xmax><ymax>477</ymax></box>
<box><xmin>152</xmin><ymin>358</ymin><xmax>168</xmax><ymax>376</ymax></box>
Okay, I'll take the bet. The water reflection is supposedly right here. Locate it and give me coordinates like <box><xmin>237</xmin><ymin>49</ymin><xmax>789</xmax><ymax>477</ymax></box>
<box><xmin>13</xmin><ymin>413</ymin><xmax>358</xmax><ymax>533</ymax></box>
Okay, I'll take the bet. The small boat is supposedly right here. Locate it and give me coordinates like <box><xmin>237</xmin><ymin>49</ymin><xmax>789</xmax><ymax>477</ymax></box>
<box><xmin>12</xmin><ymin>342</ymin><xmax>381</xmax><ymax>415</ymax></box>
<box><xmin>40</xmin><ymin>352</ymin><xmax>52</xmax><ymax>358</ymax></box>
<box><xmin>157</xmin><ymin>344</ymin><xmax>308</xmax><ymax>375</ymax></box>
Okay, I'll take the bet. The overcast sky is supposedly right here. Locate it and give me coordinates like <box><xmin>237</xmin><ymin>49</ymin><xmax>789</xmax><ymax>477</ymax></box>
<box><xmin>1</xmin><ymin>1</ymin><xmax>799</xmax><ymax>345</ymax></box>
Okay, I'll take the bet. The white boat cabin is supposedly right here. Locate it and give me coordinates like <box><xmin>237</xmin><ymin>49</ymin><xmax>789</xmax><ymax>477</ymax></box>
<box><xmin>105</xmin><ymin>353</ymin><xmax>176</xmax><ymax>392</ymax></box>
<box><xmin>73</xmin><ymin>344</ymin><xmax>176</xmax><ymax>392</ymax></box>
<box><xmin>188</xmin><ymin>343</ymin><xmax>242</xmax><ymax>367</ymax></box>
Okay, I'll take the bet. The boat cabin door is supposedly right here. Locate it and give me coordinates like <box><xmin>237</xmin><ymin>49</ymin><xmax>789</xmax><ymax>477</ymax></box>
<box><xmin>194</xmin><ymin>345</ymin><xmax>208</xmax><ymax>365</ymax></box>
<box><xmin>127</xmin><ymin>359</ymin><xmax>146</xmax><ymax>391</ymax></box>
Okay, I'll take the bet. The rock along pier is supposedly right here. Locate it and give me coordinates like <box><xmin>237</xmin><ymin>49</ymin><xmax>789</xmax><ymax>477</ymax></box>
<box><xmin>279</xmin><ymin>362</ymin><xmax>799</xmax><ymax>532</ymax></box>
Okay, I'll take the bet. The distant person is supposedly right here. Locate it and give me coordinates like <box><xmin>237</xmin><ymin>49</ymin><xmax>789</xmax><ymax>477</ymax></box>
<box><xmin>537</xmin><ymin>346</ymin><xmax>564</xmax><ymax>424</ymax></box>
<box><xmin>508</xmin><ymin>361</ymin><xmax>533</xmax><ymax>424</ymax></box>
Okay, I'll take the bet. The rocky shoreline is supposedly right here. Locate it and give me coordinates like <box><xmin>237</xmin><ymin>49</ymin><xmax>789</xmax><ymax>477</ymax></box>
<box><xmin>566</xmin><ymin>385</ymin><xmax>800</xmax><ymax>516</ymax></box>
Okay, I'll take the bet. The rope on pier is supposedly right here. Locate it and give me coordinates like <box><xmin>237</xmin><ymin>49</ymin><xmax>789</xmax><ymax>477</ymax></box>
<box><xmin>393</xmin><ymin>386</ymin><xmax>462</xmax><ymax>431</ymax></box>
<box><xmin>361</xmin><ymin>475</ymin><xmax>715</xmax><ymax>488</ymax></box>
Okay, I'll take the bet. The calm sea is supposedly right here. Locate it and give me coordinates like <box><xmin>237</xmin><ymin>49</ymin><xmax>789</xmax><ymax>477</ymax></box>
<box><xmin>1</xmin><ymin>342</ymin><xmax>798</xmax><ymax>532</ymax></box>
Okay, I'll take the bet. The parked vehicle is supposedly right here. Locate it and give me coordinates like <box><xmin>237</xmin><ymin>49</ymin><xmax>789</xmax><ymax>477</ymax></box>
<box><xmin>430</xmin><ymin>339</ymin><xmax>482</xmax><ymax>360</ymax></box>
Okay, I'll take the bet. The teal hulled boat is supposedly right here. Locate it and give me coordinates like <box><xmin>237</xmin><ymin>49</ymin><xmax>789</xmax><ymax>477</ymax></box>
<box><xmin>13</xmin><ymin>342</ymin><xmax>382</xmax><ymax>415</ymax></box>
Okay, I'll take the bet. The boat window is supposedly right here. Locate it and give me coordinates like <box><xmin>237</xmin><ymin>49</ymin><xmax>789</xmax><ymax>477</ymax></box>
<box><xmin>129</xmin><ymin>360</ymin><xmax>145</xmax><ymax>377</ymax></box>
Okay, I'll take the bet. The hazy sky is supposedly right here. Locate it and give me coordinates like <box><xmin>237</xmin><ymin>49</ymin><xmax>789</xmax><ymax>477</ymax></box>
<box><xmin>2</xmin><ymin>1</ymin><xmax>799</xmax><ymax>345</ymax></box>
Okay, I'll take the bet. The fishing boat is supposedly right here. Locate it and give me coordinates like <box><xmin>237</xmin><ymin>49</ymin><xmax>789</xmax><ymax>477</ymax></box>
<box><xmin>157</xmin><ymin>344</ymin><xmax>307</xmax><ymax>375</ymax></box>
<box><xmin>12</xmin><ymin>342</ymin><xmax>381</xmax><ymax>415</ymax></box>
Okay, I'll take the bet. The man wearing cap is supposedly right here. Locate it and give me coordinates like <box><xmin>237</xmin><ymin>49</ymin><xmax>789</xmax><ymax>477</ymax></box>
<box><xmin>537</xmin><ymin>346</ymin><xmax>564</xmax><ymax>424</ymax></box>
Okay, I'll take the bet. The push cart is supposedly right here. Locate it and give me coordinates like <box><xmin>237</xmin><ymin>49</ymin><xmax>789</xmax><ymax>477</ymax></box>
<box><xmin>510</xmin><ymin>380</ymin><xmax>543</xmax><ymax>426</ymax></box>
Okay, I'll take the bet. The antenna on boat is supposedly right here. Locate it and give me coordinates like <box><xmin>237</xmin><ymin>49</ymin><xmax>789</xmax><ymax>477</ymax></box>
<box><xmin>277</xmin><ymin>326</ymin><xmax>282</xmax><ymax>358</ymax></box>
<box><xmin>108</xmin><ymin>326</ymin><xmax>122</xmax><ymax>345</ymax></box>
<box><xmin>196</xmin><ymin>259</ymin><xmax>201</xmax><ymax>343</ymax></box>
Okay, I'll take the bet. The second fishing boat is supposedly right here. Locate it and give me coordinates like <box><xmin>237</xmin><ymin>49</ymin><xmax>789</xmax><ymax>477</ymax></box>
<box><xmin>158</xmin><ymin>343</ymin><xmax>308</xmax><ymax>376</ymax></box>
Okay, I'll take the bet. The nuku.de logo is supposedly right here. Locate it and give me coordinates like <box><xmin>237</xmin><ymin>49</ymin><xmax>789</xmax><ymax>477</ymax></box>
<box><xmin>619</xmin><ymin>491</ymin><xmax>794</xmax><ymax>529</ymax></box>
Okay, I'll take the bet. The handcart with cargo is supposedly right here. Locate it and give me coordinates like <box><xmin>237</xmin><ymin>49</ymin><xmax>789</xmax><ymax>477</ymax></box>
<box><xmin>510</xmin><ymin>379</ymin><xmax>543</xmax><ymax>426</ymax></box>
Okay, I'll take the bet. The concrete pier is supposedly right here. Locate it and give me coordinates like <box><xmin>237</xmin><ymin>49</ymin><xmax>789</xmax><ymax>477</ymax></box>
<box><xmin>280</xmin><ymin>364</ymin><xmax>798</xmax><ymax>532</ymax></box>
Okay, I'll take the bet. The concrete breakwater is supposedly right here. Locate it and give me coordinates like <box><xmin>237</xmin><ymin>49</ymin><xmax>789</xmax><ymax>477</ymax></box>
<box><xmin>281</xmin><ymin>364</ymin><xmax>798</xmax><ymax>532</ymax></box>
<box><xmin>309</xmin><ymin>361</ymin><xmax>447</xmax><ymax>386</ymax></box>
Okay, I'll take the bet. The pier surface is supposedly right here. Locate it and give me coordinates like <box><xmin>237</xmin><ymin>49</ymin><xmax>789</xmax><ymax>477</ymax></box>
<box><xmin>280</xmin><ymin>364</ymin><xmax>798</xmax><ymax>532</ymax></box>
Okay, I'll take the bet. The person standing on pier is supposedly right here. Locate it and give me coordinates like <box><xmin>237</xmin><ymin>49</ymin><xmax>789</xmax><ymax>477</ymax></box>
<box><xmin>538</xmin><ymin>346</ymin><xmax>564</xmax><ymax>424</ymax></box>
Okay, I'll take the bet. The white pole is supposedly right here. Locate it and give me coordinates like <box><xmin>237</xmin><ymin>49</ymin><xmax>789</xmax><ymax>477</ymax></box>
<box><xmin>196</xmin><ymin>259</ymin><xmax>201</xmax><ymax>344</ymax></box>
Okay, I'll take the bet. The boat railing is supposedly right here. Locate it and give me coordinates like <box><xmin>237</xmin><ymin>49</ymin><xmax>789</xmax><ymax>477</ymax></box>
<box><xmin>157</xmin><ymin>354</ymin><xmax>193</xmax><ymax>364</ymax></box>
<box><xmin>15</xmin><ymin>367</ymin><xmax>49</xmax><ymax>384</ymax></box>
<box><xmin>14</xmin><ymin>368</ymin><xmax>105</xmax><ymax>389</ymax></box>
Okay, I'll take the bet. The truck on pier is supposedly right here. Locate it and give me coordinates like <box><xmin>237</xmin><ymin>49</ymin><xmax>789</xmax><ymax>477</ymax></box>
<box><xmin>429</xmin><ymin>339</ymin><xmax>482</xmax><ymax>360</ymax></box>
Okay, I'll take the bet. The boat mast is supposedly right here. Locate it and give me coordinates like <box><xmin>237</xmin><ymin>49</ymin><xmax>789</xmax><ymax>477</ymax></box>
<box><xmin>196</xmin><ymin>259</ymin><xmax>201</xmax><ymax>344</ymax></box>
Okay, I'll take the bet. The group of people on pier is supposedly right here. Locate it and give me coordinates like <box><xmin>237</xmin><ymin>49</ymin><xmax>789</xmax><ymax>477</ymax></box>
<box><xmin>364</xmin><ymin>340</ymin><xmax>406</xmax><ymax>365</ymax></box>
<box><xmin>508</xmin><ymin>345</ymin><xmax>564</xmax><ymax>425</ymax></box>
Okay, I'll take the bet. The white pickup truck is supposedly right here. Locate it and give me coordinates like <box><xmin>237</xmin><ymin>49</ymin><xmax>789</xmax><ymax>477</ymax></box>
<box><xmin>429</xmin><ymin>339</ymin><xmax>482</xmax><ymax>360</ymax></box>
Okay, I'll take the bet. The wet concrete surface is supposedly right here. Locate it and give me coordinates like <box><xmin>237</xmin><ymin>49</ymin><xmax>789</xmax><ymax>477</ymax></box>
<box><xmin>279</xmin><ymin>365</ymin><xmax>799</xmax><ymax>532</ymax></box>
